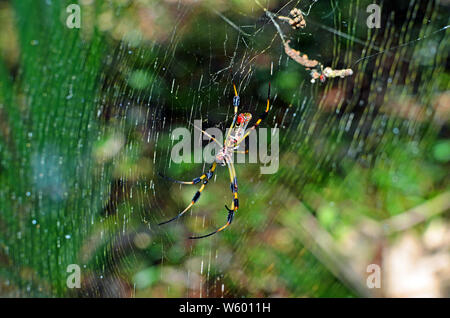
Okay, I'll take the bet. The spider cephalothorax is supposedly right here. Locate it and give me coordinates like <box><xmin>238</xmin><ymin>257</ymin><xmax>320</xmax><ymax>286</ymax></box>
<box><xmin>229</xmin><ymin>113</ymin><xmax>252</xmax><ymax>144</ymax></box>
<box><xmin>159</xmin><ymin>82</ymin><xmax>271</xmax><ymax>239</ymax></box>
<box><xmin>215</xmin><ymin>112</ymin><xmax>252</xmax><ymax>165</ymax></box>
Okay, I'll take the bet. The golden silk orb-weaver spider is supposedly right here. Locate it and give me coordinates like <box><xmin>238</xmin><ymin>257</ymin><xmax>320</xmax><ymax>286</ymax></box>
<box><xmin>159</xmin><ymin>82</ymin><xmax>271</xmax><ymax>239</ymax></box>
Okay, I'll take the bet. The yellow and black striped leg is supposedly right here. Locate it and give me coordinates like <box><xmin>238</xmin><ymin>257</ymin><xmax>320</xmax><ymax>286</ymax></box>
<box><xmin>189</xmin><ymin>160</ymin><xmax>238</xmax><ymax>239</ymax></box>
<box><xmin>158</xmin><ymin>163</ymin><xmax>217</xmax><ymax>225</ymax></box>
<box><xmin>191</xmin><ymin>123</ymin><xmax>223</xmax><ymax>148</ymax></box>
<box><xmin>236</xmin><ymin>82</ymin><xmax>271</xmax><ymax>146</ymax></box>
<box><xmin>225</xmin><ymin>160</ymin><xmax>239</xmax><ymax>217</ymax></box>
<box><xmin>159</xmin><ymin>162</ymin><xmax>217</xmax><ymax>185</ymax></box>
<box><xmin>225</xmin><ymin>82</ymin><xmax>240</xmax><ymax>141</ymax></box>
<box><xmin>159</xmin><ymin>179</ymin><xmax>209</xmax><ymax>225</ymax></box>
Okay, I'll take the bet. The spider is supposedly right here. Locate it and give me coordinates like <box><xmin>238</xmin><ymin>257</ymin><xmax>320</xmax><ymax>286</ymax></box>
<box><xmin>159</xmin><ymin>82</ymin><xmax>271</xmax><ymax>239</ymax></box>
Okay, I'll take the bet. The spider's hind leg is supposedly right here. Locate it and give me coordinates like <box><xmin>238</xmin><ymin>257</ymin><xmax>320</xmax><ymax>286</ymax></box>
<box><xmin>158</xmin><ymin>178</ymin><xmax>208</xmax><ymax>226</ymax></box>
<box><xmin>189</xmin><ymin>160</ymin><xmax>238</xmax><ymax>239</ymax></box>
<box><xmin>158</xmin><ymin>172</ymin><xmax>202</xmax><ymax>185</ymax></box>
<box><xmin>158</xmin><ymin>162</ymin><xmax>217</xmax><ymax>226</ymax></box>
<box><xmin>188</xmin><ymin>207</ymin><xmax>235</xmax><ymax>239</ymax></box>
<box><xmin>158</xmin><ymin>162</ymin><xmax>217</xmax><ymax>185</ymax></box>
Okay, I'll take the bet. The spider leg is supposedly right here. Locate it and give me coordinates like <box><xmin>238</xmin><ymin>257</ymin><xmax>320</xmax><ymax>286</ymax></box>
<box><xmin>190</xmin><ymin>122</ymin><xmax>223</xmax><ymax>148</ymax></box>
<box><xmin>188</xmin><ymin>211</ymin><xmax>234</xmax><ymax>239</ymax></box>
<box><xmin>158</xmin><ymin>181</ymin><xmax>206</xmax><ymax>225</ymax></box>
<box><xmin>206</xmin><ymin>134</ymin><xmax>217</xmax><ymax>145</ymax></box>
<box><xmin>159</xmin><ymin>162</ymin><xmax>217</xmax><ymax>185</ymax></box>
<box><xmin>159</xmin><ymin>164</ymin><xmax>217</xmax><ymax>226</ymax></box>
<box><xmin>189</xmin><ymin>159</ymin><xmax>238</xmax><ymax>239</ymax></box>
<box><xmin>236</xmin><ymin>82</ymin><xmax>271</xmax><ymax>146</ymax></box>
<box><xmin>225</xmin><ymin>82</ymin><xmax>240</xmax><ymax>142</ymax></box>
<box><xmin>158</xmin><ymin>162</ymin><xmax>217</xmax><ymax>225</ymax></box>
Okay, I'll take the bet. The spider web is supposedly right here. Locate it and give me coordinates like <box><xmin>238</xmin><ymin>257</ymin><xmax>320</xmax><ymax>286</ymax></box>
<box><xmin>89</xmin><ymin>0</ymin><xmax>448</xmax><ymax>298</ymax></box>
<box><xmin>1</xmin><ymin>0</ymin><xmax>449</xmax><ymax>298</ymax></box>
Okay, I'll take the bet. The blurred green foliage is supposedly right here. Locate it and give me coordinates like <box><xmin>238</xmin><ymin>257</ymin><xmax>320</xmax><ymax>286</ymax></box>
<box><xmin>0</xmin><ymin>0</ymin><xmax>448</xmax><ymax>298</ymax></box>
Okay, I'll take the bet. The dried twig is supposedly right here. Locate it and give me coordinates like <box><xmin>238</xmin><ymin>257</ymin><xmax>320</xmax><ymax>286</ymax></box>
<box><xmin>256</xmin><ymin>0</ymin><xmax>354</xmax><ymax>84</ymax></box>
<box><xmin>310</xmin><ymin>67</ymin><xmax>354</xmax><ymax>84</ymax></box>
<box><xmin>284</xmin><ymin>40</ymin><xmax>319</xmax><ymax>68</ymax></box>
<box><xmin>278</xmin><ymin>8</ymin><xmax>306</xmax><ymax>30</ymax></box>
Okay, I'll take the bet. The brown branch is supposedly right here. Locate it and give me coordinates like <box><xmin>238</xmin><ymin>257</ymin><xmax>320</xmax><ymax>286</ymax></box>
<box><xmin>260</xmin><ymin>3</ymin><xmax>354</xmax><ymax>84</ymax></box>
<box><xmin>283</xmin><ymin>40</ymin><xmax>319</xmax><ymax>68</ymax></box>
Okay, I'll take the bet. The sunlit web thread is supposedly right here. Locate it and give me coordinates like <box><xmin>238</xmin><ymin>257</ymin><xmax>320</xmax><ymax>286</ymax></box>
<box><xmin>353</xmin><ymin>25</ymin><xmax>449</xmax><ymax>65</ymax></box>
<box><xmin>213</xmin><ymin>9</ymin><xmax>252</xmax><ymax>37</ymax></box>
<box><xmin>210</xmin><ymin>1</ymin><xmax>306</xmax><ymax>81</ymax></box>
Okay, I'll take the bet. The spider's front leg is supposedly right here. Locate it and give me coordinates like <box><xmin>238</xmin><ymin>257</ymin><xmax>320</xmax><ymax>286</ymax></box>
<box><xmin>225</xmin><ymin>82</ymin><xmax>240</xmax><ymax>142</ymax></box>
<box><xmin>236</xmin><ymin>82</ymin><xmax>271</xmax><ymax>146</ymax></box>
